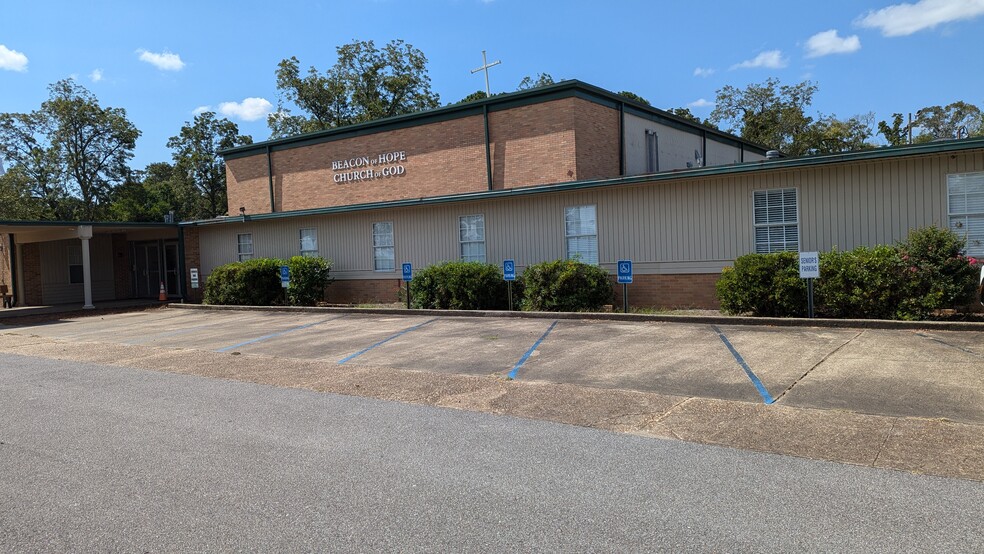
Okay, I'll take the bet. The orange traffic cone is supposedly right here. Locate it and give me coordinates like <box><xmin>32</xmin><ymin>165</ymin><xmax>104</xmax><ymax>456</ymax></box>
<box><xmin>158</xmin><ymin>281</ymin><xmax>167</xmax><ymax>301</ymax></box>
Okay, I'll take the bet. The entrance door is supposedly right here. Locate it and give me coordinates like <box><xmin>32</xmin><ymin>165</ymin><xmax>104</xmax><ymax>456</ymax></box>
<box><xmin>134</xmin><ymin>243</ymin><xmax>161</xmax><ymax>298</ymax></box>
<box><xmin>163</xmin><ymin>242</ymin><xmax>179</xmax><ymax>296</ymax></box>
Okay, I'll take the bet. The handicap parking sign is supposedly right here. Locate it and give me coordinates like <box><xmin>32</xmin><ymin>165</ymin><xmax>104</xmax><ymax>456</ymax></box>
<box><xmin>280</xmin><ymin>265</ymin><xmax>290</xmax><ymax>288</ymax></box>
<box><xmin>617</xmin><ymin>260</ymin><xmax>633</xmax><ymax>284</ymax></box>
<box><xmin>402</xmin><ymin>263</ymin><xmax>413</xmax><ymax>282</ymax></box>
<box><xmin>503</xmin><ymin>259</ymin><xmax>516</xmax><ymax>281</ymax></box>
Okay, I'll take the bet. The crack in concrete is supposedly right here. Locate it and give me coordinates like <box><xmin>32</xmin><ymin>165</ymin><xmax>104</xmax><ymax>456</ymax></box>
<box><xmin>772</xmin><ymin>330</ymin><xmax>864</xmax><ymax>403</ymax></box>
<box><xmin>914</xmin><ymin>332</ymin><xmax>983</xmax><ymax>358</ymax></box>
<box><xmin>871</xmin><ymin>418</ymin><xmax>898</xmax><ymax>468</ymax></box>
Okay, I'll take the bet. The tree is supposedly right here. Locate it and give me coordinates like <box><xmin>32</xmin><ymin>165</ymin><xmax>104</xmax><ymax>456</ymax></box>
<box><xmin>800</xmin><ymin>113</ymin><xmax>876</xmax><ymax>155</ymax></box>
<box><xmin>268</xmin><ymin>39</ymin><xmax>440</xmax><ymax>138</ymax></box>
<box><xmin>0</xmin><ymin>110</ymin><xmax>68</xmax><ymax>218</ymax></box>
<box><xmin>877</xmin><ymin>113</ymin><xmax>910</xmax><ymax>147</ymax></box>
<box><xmin>44</xmin><ymin>79</ymin><xmax>140</xmax><ymax>220</ymax></box>
<box><xmin>517</xmin><ymin>73</ymin><xmax>556</xmax><ymax>90</ymax></box>
<box><xmin>456</xmin><ymin>90</ymin><xmax>489</xmax><ymax>104</ymax></box>
<box><xmin>106</xmin><ymin>163</ymin><xmax>198</xmax><ymax>223</ymax></box>
<box><xmin>0</xmin><ymin>167</ymin><xmax>49</xmax><ymax>220</ymax></box>
<box><xmin>617</xmin><ymin>91</ymin><xmax>650</xmax><ymax>106</ymax></box>
<box><xmin>709</xmin><ymin>78</ymin><xmax>817</xmax><ymax>155</ymax></box>
<box><xmin>168</xmin><ymin>111</ymin><xmax>252</xmax><ymax>219</ymax></box>
<box><xmin>667</xmin><ymin>107</ymin><xmax>702</xmax><ymax>125</ymax></box>
<box><xmin>912</xmin><ymin>101</ymin><xmax>982</xmax><ymax>142</ymax></box>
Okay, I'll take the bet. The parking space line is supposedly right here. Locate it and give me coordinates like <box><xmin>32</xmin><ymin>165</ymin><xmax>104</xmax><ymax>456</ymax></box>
<box><xmin>337</xmin><ymin>318</ymin><xmax>439</xmax><ymax>364</ymax></box>
<box><xmin>215</xmin><ymin>316</ymin><xmax>344</xmax><ymax>353</ymax></box>
<box><xmin>507</xmin><ymin>320</ymin><xmax>558</xmax><ymax>380</ymax></box>
<box><xmin>710</xmin><ymin>325</ymin><xmax>775</xmax><ymax>405</ymax></box>
<box><xmin>915</xmin><ymin>332</ymin><xmax>982</xmax><ymax>358</ymax></box>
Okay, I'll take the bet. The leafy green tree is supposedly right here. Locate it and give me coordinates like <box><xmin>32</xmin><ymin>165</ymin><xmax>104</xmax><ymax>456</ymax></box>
<box><xmin>709</xmin><ymin>78</ymin><xmax>817</xmax><ymax>155</ymax></box>
<box><xmin>800</xmin><ymin>113</ymin><xmax>875</xmax><ymax>154</ymax></box>
<box><xmin>167</xmin><ymin>112</ymin><xmax>252</xmax><ymax>218</ymax></box>
<box><xmin>44</xmin><ymin>79</ymin><xmax>140</xmax><ymax>220</ymax></box>
<box><xmin>268</xmin><ymin>39</ymin><xmax>440</xmax><ymax>138</ymax></box>
<box><xmin>456</xmin><ymin>90</ymin><xmax>489</xmax><ymax>104</ymax></box>
<box><xmin>912</xmin><ymin>101</ymin><xmax>982</xmax><ymax>142</ymax></box>
<box><xmin>617</xmin><ymin>91</ymin><xmax>650</xmax><ymax>105</ymax></box>
<box><xmin>667</xmin><ymin>107</ymin><xmax>701</xmax><ymax>124</ymax></box>
<box><xmin>0</xmin><ymin>110</ymin><xmax>69</xmax><ymax>218</ymax></box>
<box><xmin>517</xmin><ymin>73</ymin><xmax>556</xmax><ymax>90</ymax></box>
<box><xmin>877</xmin><ymin>113</ymin><xmax>910</xmax><ymax>147</ymax></box>
<box><xmin>0</xmin><ymin>167</ymin><xmax>49</xmax><ymax>220</ymax></box>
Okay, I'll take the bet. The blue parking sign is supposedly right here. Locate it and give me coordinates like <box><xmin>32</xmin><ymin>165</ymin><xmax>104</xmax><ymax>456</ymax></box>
<box><xmin>402</xmin><ymin>262</ymin><xmax>413</xmax><ymax>282</ymax></box>
<box><xmin>503</xmin><ymin>259</ymin><xmax>516</xmax><ymax>281</ymax></box>
<box><xmin>617</xmin><ymin>260</ymin><xmax>633</xmax><ymax>284</ymax></box>
<box><xmin>280</xmin><ymin>265</ymin><xmax>290</xmax><ymax>288</ymax></box>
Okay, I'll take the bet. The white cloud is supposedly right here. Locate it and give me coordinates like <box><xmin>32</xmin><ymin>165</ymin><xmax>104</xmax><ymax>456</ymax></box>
<box><xmin>192</xmin><ymin>105</ymin><xmax>212</xmax><ymax>115</ymax></box>
<box><xmin>0</xmin><ymin>44</ymin><xmax>28</xmax><ymax>72</ymax></box>
<box><xmin>693</xmin><ymin>67</ymin><xmax>715</xmax><ymax>77</ymax></box>
<box><xmin>89</xmin><ymin>69</ymin><xmax>103</xmax><ymax>82</ymax></box>
<box><xmin>137</xmin><ymin>49</ymin><xmax>185</xmax><ymax>71</ymax></box>
<box><xmin>218</xmin><ymin>98</ymin><xmax>273</xmax><ymax>121</ymax></box>
<box><xmin>687</xmin><ymin>98</ymin><xmax>714</xmax><ymax>108</ymax></box>
<box><xmin>856</xmin><ymin>0</ymin><xmax>984</xmax><ymax>36</ymax></box>
<box><xmin>731</xmin><ymin>50</ymin><xmax>788</xmax><ymax>70</ymax></box>
<box><xmin>805</xmin><ymin>29</ymin><xmax>861</xmax><ymax>58</ymax></box>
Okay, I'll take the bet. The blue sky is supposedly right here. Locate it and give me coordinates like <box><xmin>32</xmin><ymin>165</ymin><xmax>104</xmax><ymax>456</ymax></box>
<box><xmin>2</xmin><ymin>0</ymin><xmax>983</xmax><ymax>170</ymax></box>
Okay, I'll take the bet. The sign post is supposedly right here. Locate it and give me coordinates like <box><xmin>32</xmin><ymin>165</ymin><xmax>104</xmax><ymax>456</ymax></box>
<box><xmin>280</xmin><ymin>265</ymin><xmax>290</xmax><ymax>289</ymax></box>
<box><xmin>503</xmin><ymin>259</ymin><xmax>516</xmax><ymax>311</ymax></box>
<box><xmin>402</xmin><ymin>262</ymin><xmax>413</xmax><ymax>309</ymax></box>
<box><xmin>798</xmin><ymin>252</ymin><xmax>820</xmax><ymax>318</ymax></box>
<box><xmin>617</xmin><ymin>260</ymin><xmax>633</xmax><ymax>313</ymax></box>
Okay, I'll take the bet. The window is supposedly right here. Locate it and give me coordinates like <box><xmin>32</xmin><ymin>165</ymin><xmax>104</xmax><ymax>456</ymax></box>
<box><xmin>753</xmin><ymin>188</ymin><xmax>798</xmax><ymax>253</ymax></box>
<box><xmin>237</xmin><ymin>233</ymin><xmax>253</xmax><ymax>261</ymax></box>
<box><xmin>459</xmin><ymin>214</ymin><xmax>486</xmax><ymax>263</ymax></box>
<box><xmin>299</xmin><ymin>228</ymin><xmax>318</xmax><ymax>257</ymax></box>
<box><xmin>948</xmin><ymin>172</ymin><xmax>984</xmax><ymax>256</ymax></box>
<box><xmin>372</xmin><ymin>222</ymin><xmax>395</xmax><ymax>271</ymax></box>
<box><xmin>67</xmin><ymin>244</ymin><xmax>83</xmax><ymax>284</ymax></box>
<box><xmin>565</xmin><ymin>205</ymin><xmax>598</xmax><ymax>264</ymax></box>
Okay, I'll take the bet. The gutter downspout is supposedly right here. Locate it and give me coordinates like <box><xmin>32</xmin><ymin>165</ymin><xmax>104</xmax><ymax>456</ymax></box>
<box><xmin>484</xmin><ymin>104</ymin><xmax>493</xmax><ymax>191</ymax></box>
<box><xmin>266</xmin><ymin>145</ymin><xmax>275</xmax><ymax>213</ymax></box>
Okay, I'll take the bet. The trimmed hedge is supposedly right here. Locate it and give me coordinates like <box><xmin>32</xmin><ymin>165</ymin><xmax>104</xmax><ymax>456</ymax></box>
<box><xmin>716</xmin><ymin>226</ymin><xmax>982</xmax><ymax>319</ymax></box>
<box><xmin>409</xmin><ymin>261</ymin><xmax>508</xmax><ymax>310</ymax></box>
<box><xmin>203</xmin><ymin>256</ymin><xmax>332</xmax><ymax>306</ymax></box>
<box><xmin>520</xmin><ymin>258</ymin><xmax>614</xmax><ymax>312</ymax></box>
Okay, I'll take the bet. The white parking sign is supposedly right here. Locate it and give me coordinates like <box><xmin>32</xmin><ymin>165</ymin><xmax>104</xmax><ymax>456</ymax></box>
<box><xmin>799</xmin><ymin>252</ymin><xmax>820</xmax><ymax>279</ymax></box>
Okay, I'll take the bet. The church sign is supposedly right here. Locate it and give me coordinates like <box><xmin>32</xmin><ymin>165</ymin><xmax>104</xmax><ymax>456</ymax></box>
<box><xmin>332</xmin><ymin>150</ymin><xmax>407</xmax><ymax>184</ymax></box>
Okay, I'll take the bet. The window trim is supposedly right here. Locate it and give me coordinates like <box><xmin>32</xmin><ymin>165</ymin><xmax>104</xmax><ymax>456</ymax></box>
<box><xmin>237</xmin><ymin>233</ymin><xmax>253</xmax><ymax>262</ymax></box>
<box><xmin>947</xmin><ymin>171</ymin><xmax>984</xmax><ymax>256</ymax></box>
<box><xmin>372</xmin><ymin>221</ymin><xmax>395</xmax><ymax>272</ymax></box>
<box><xmin>564</xmin><ymin>204</ymin><xmax>599</xmax><ymax>265</ymax></box>
<box><xmin>751</xmin><ymin>187</ymin><xmax>800</xmax><ymax>254</ymax></box>
<box><xmin>458</xmin><ymin>213</ymin><xmax>487</xmax><ymax>263</ymax></box>
<box><xmin>299</xmin><ymin>228</ymin><xmax>318</xmax><ymax>257</ymax></box>
<box><xmin>67</xmin><ymin>244</ymin><xmax>83</xmax><ymax>284</ymax></box>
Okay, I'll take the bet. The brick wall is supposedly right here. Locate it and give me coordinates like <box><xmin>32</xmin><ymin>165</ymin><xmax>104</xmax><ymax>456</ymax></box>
<box><xmin>226</xmin><ymin>97</ymin><xmax>625</xmax><ymax>215</ymax></box>
<box><xmin>111</xmin><ymin>233</ymin><xmax>132</xmax><ymax>300</ymax></box>
<box><xmin>611</xmin><ymin>273</ymin><xmax>721</xmax><ymax>310</ymax></box>
<box><xmin>182</xmin><ymin>227</ymin><xmax>203</xmax><ymax>303</ymax></box>
<box><xmin>21</xmin><ymin>243</ymin><xmax>42</xmax><ymax>306</ymax></box>
<box><xmin>327</xmin><ymin>278</ymin><xmax>402</xmax><ymax>305</ymax></box>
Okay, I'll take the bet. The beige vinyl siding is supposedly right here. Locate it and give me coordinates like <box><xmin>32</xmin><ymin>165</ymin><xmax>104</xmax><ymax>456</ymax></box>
<box><xmin>196</xmin><ymin>150</ymin><xmax>984</xmax><ymax>280</ymax></box>
<box><xmin>39</xmin><ymin>236</ymin><xmax>115</xmax><ymax>304</ymax></box>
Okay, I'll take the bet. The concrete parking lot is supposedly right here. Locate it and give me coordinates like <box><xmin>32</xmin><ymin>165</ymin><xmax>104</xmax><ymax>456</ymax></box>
<box><xmin>2</xmin><ymin>306</ymin><xmax>982</xmax><ymax>424</ymax></box>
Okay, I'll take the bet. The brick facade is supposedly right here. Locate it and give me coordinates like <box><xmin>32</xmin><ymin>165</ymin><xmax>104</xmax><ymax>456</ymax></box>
<box><xmin>226</xmin><ymin>97</ymin><xmax>623</xmax><ymax>216</ymax></box>
<box><xmin>326</xmin><ymin>278</ymin><xmax>402</xmax><ymax>305</ymax></box>
<box><xmin>21</xmin><ymin>243</ymin><xmax>42</xmax><ymax>306</ymax></box>
<box><xmin>182</xmin><ymin>226</ymin><xmax>203</xmax><ymax>303</ymax></box>
<box><xmin>611</xmin><ymin>273</ymin><xmax>721</xmax><ymax>310</ymax></box>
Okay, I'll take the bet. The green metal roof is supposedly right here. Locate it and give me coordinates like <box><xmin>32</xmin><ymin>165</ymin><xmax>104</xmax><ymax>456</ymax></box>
<box><xmin>219</xmin><ymin>79</ymin><xmax>769</xmax><ymax>160</ymax></box>
<box><xmin>185</xmin><ymin>136</ymin><xmax>984</xmax><ymax>227</ymax></box>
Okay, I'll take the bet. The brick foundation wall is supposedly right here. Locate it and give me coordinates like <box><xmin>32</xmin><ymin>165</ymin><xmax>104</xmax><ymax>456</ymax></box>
<box><xmin>111</xmin><ymin>233</ymin><xmax>132</xmax><ymax>300</ymax></box>
<box><xmin>326</xmin><ymin>278</ymin><xmax>402</xmax><ymax>305</ymax></box>
<box><xmin>182</xmin><ymin>227</ymin><xmax>203</xmax><ymax>303</ymax></box>
<box><xmin>611</xmin><ymin>273</ymin><xmax>721</xmax><ymax>310</ymax></box>
<box><xmin>21</xmin><ymin>243</ymin><xmax>42</xmax><ymax>306</ymax></box>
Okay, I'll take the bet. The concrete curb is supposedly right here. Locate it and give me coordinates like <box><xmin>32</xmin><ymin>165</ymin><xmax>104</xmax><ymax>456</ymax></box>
<box><xmin>166</xmin><ymin>303</ymin><xmax>984</xmax><ymax>331</ymax></box>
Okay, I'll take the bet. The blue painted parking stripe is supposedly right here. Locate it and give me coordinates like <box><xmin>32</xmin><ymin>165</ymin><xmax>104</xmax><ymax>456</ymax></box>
<box><xmin>508</xmin><ymin>320</ymin><xmax>558</xmax><ymax>380</ymax></box>
<box><xmin>215</xmin><ymin>316</ymin><xmax>343</xmax><ymax>353</ymax></box>
<box><xmin>711</xmin><ymin>325</ymin><xmax>775</xmax><ymax>405</ymax></box>
<box><xmin>337</xmin><ymin>318</ymin><xmax>439</xmax><ymax>364</ymax></box>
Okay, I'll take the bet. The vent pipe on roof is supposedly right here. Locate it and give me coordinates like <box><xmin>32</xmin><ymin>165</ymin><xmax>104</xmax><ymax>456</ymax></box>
<box><xmin>765</xmin><ymin>150</ymin><xmax>782</xmax><ymax>160</ymax></box>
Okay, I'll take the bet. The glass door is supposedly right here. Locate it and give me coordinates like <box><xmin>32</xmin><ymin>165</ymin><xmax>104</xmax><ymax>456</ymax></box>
<box><xmin>163</xmin><ymin>242</ymin><xmax>179</xmax><ymax>296</ymax></box>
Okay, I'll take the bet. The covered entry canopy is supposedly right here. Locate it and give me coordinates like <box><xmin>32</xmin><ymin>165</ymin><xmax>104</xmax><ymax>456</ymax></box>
<box><xmin>0</xmin><ymin>221</ymin><xmax>180</xmax><ymax>309</ymax></box>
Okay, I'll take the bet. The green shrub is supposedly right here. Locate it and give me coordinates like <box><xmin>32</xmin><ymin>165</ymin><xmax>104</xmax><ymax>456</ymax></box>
<box><xmin>815</xmin><ymin>246</ymin><xmax>904</xmax><ymax>319</ymax></box>
<box><xmin>203</xmin><ymin>258</ymin><xmax>283</xmax><ymax>306</ymax></box>
<box><xmin>896</xmin><ymin>226</ymin><xmax>981</xmax><ymax>318</ymax></box>
<box><xmin>410</xmin><ymin>261</ymin><xmax>508</xmax><ymax>310</ymax></box>
<box><xmin>520</xmin><ymin>259</ymin><xmax>614</xmax><ymax>312</ymax></box>
<box><xmin>716</xmin><ymin>252</ymin><xmax>806</xmax><ymax>317</ymax></box>
<box><xmin>286</xmin><ymin>255</ymin><xmax>333</xmax><ymax>306</ymax></box>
